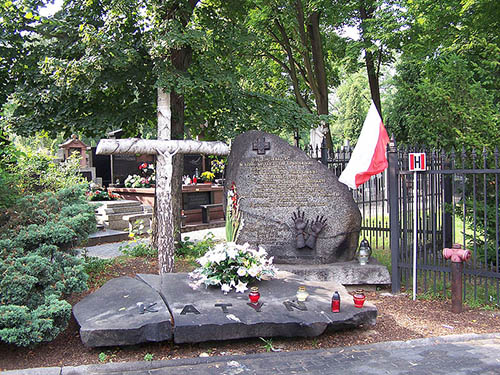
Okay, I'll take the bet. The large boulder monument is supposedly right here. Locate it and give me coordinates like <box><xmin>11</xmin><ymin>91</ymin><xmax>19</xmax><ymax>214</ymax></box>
<box><xmin>225</xmin><ymin>130</ymin><xmax>362</xmax><ymax>264</ymax></box>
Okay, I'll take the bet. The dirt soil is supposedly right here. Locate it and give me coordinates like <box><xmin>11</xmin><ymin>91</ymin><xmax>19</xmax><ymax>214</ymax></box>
<box><xmin>1</xmin><ymin>256</ymin><xmax>499</xmax><ymax>371</ymax></box>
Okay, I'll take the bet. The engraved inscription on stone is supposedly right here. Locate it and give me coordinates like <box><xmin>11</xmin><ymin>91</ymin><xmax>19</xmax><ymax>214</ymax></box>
<box><xmin>241</xmin><ymin>158</ymin><xmax>340</xmax><ymax>208</ymax></box>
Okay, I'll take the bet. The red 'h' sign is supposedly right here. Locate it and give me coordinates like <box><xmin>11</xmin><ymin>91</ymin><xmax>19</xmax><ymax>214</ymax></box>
<box><xmin>409</xmin><ymin>153</ymin><xmax>426</xmax><ymax>171</ymax></box>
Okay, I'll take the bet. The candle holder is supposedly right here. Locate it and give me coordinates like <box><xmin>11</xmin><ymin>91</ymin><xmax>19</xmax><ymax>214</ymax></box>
<box><xmin>358</xmin><ymin>239</ymin><xmax>372</xmax><ymax>265</ymax></box>
<box><xmin>296</xmin><ymin>286</ymin><xmax>309</xmax><ymax>302</ymax></box>
<box><xmin>352</xmin><ymin>290</ymin><xmax>366</xmax><ymax>308</ymax></box>
<box><xmin>331</xmin><ymin>291</ymin><xmax>340</xmax><ymax>313</ymax></box>
<box><xmin>249</xmin><ymin>286</ymin><xmax>260</xmax><ymax>304</ymax></box>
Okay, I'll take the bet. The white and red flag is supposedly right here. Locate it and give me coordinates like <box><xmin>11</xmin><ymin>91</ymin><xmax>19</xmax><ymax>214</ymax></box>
<box><xmin>339</xmin><ymin>101</ymin><xmax>389</xmax><ymax>189</ymax></box>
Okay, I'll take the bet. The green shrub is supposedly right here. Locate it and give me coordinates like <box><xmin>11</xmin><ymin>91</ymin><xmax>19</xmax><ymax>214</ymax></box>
<box><xmin>0</xmin><ymin>185</ymin><xmax>94</xmax><ymax>347</ymax></box>
<box><xmin>176</xmin><ymin>233</ymin><xmax>216</xmax><ymax>259</ymax></box>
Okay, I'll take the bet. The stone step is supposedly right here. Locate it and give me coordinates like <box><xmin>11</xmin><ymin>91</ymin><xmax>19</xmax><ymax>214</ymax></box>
<box><xmin>92</xmin><ymin>200</ymin><xmax>143</xmax><ymax>210</ymax></box>
<box><xmin>86</xmin><ymin>229</ymin><xmax>129</xmax><ymax>246</ymax></box>
<box><xmin>99</xmin><ymin>219</ymin><xmax>129</xmax><ymax>231</ymax></box>
<box><xmin>123</xmin><ymin>213</ymin><xmax>152</xmax><ymax>222</ymax></box>
<box><xmin>103</xmin><ymin>206</ymin><xmax>145</xmax><ymax>215</ymax></box>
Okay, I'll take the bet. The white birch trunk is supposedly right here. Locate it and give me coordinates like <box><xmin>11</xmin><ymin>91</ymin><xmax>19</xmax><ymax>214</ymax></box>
<box><xmin>156</xmin><ymin>150</ymin><xmax>176</xmax><ymax>273</ymax></box>
<box><xmin>156</xmin><ymin>89</ymin><xmax>174</xmax><ymax>273</ymax></box>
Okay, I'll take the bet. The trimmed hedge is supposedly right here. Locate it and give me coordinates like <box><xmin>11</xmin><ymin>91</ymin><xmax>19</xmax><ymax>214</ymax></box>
<box><xmin>0</xmin><ymin>185</ymin><xmax>96</xmax><ymax>347</ymax></box>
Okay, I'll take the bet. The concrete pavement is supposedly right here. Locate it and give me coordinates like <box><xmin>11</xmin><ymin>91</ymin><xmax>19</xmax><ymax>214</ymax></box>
<box><xmin>77</xmin><ymin>227</ymin><xmax>226</xmax><ymax>259</ymax></box>
<box><xmin>4</xmin><ymin>333</ymin><xmax>500</xmax><ymax>374</ymax></box>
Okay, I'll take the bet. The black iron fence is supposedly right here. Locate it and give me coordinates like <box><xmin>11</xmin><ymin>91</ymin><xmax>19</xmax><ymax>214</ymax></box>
<box><xmin>307</xmin><ymin>139</ymin><xmax>500</xmax><ymax>305</ymax></box>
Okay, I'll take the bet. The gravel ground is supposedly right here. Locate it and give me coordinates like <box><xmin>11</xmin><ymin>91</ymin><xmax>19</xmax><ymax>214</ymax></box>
<box><xmin>1</xmin><ymin>256</ymin><xmax>499</xmax><ymax>371</ymax></box>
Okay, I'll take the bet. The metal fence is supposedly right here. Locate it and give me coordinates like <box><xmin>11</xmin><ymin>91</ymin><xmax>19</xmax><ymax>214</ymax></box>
<box><xmin>306</xmin><ymin>139</ymin><xmax>500</xmax><ymax>305</ymax></box>
<box><xmin>306</xmin><ymin>141</ymin><xmax>390</xmax><ymax>251</ymax></box>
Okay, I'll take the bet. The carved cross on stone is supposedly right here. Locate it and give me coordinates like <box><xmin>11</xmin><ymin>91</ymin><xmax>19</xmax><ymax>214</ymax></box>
<box><xmin>252</xmin><ymin>137</ymin><xmax>271</xmax><ymax>155</ymax></box>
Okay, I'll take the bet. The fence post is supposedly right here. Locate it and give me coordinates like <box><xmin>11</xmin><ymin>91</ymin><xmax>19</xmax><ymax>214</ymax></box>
<box><xmin>443</xmin><ymin>157</ymin><xmax>453</xmax><ymax>249</ymax></box>
<box><xmin>387</xmin><ymin>135</ymin><xmax>401</xmax><ymax>293</ymax></box>
<box><xmin>320</xmin><ymin>137</ymin><xmax>328</xmax><ymax>165</ymax></box>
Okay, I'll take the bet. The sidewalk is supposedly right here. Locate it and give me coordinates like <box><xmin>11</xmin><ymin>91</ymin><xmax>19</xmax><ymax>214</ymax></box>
<box><xmin>77</xmin><ymin>227</ymin><xmax>226</xmax><ymax>259</ymax></box>
<box><xmin>4</xmin><ymin>333</ymin><xmax>500</xmax><ymax>375</ymax></box>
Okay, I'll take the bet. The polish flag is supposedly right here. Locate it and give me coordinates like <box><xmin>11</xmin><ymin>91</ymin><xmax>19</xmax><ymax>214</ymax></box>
<box><xmin>339</xmin><ymin>101</ymin><xmax>389</xmax><ymax>189</ymax></box>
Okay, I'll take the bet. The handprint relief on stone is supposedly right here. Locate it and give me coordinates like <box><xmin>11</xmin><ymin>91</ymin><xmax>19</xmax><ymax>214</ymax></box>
<box><xmin>291</xmin><ymin>210</ymin><xmax>327</xmax><ymax>250</ymax></box>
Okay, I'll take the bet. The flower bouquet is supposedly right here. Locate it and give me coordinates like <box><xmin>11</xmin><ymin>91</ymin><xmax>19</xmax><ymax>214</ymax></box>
<box><xmin>124</xmin><ymin>163</ymin><xmax>156</xmax><ymax>188</ymax></box>
<box><xmin>86</xmin><ymin>183</ymin><xmax>120</xmax><ymax>201</ymax></box>
<box><xmin>189</xmin><ymin>242</ymin><xmax>277</xmax><ymax>294</ymax></box>
<box><xmin>124</xmin><ymin>174</ymin><xmax>155</xmax><ymax>188</ymax></box>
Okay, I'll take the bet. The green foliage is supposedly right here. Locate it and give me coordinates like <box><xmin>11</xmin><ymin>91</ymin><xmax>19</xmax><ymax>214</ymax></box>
<box><xmin>386</xmin><ymin>54</ymin><xmax>499</xmax><ymax>150</ymax></box>
<box><xmin>176</xmin><ymin>233</ymin><xmax>215</xmax><ymax>260</ymax></box>
<box><xmin>332</xmin><ymin>71</ymin><xmax>371</xmax><ymax>146</ymax></box>
<box><xmin>144</xmin><ymin>353</ymin><xmax>154</xmax><ymax>361</ymax></box>
<box><xmin>98</xmin><ymin>352</ymin><xmax>108</xmax><ymax>363</ymax></box>
<box><xmin>12</xmin><ymin>147</ymin><xmax>86</xmax><ymax>195</ymax></box>
<box><xmin>259</xmin><ymin>337</ymin><xmax>275</xmax><ymax>352</ymax></box>
<box><xmin>0</xmin><ymin>185</ymin><xmax>95</xmax><ymax>347</ymax></box>
<box><xmin>385</xmin><ymin>0</ymin><xmax>499</xmax><ymax>150</ymax></box>
<box><xmin>121</xmin><ymin>241</ymin><xmax>157</xmax><ymax>259</ymax></box>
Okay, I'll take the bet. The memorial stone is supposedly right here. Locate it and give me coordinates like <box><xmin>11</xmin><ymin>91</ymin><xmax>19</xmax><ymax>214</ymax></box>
<box><xmin>225</xmin><ymin>130</ymin><xmax>361</xmax><ymax>264</ymax></box>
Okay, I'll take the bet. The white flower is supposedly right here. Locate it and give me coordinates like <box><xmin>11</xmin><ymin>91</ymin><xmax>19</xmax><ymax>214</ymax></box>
<box><xmin>197</xmin><ymin>255</ymin><xmax>210</xmax><ymax>267</ymax></box>
<box><xmin>226</xmin><ymin>247</ymin><xmax>239</xmax><ymax>259</ymax></box>
<box><xmin>189</xmin><ymin>241</ymin><xmax>276</xmax><ymax>293</ymax></box>
<box><xmin>208</xmin><ymin>250</ymin><xmax>226</xmax><ymax>264</ymax></box>
<box><xmin>221</xmin><ymin>283</ymin><xmax>231</xmax><ymax>293</ymax></box>
<box><xmin>248</xmin><ymin>265</ymin><xmax>261</xmax><ymax>277</ymax></box>
<box><xmin>237</xmin><ymin>267</ymin><xmax>247</xmax><ymax>277</ymax></box>
<box><xmin>257</xmin><ymin>246</ymin><xmax>268</xmax><ymax>257</ymax></box>
<box><xmin>234</xmin><ymin>280</ymin><xmax>248</xmax><ymax>294</ymax></box>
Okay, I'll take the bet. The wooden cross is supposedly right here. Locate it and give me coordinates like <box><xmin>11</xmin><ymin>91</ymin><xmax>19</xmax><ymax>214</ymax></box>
<box><xmin>252</xmin><ymin>137</ymin><xmax>271</xmax><ymax>155</ymax></box>
<box><xmin>97</xmin><ymin>137</ymin><xmax>230</xmax><ymax>274</ymax></box>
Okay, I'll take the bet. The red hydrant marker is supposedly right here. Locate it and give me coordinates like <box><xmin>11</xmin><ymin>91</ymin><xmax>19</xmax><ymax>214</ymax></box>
<box><xmin>442</xmin><ymin>244</ymin><xmax>471</xmax><ymax>313</ymax></box>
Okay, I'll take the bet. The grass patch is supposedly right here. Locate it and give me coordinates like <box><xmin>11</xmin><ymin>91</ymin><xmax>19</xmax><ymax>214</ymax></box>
<box><xmin>175</xmin><ymin>233</ymin><xmax>216</xmax><ymax>266</ymax></box>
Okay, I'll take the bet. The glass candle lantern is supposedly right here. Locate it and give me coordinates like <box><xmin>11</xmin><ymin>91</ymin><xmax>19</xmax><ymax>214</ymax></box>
<box><xmin>358</xmin><ymin>239</ymin><xmax>372</xmax><ymax>265</ymax></box>
<box><xmin>353</xmin><ymin>290</ymin><xmax>366</xmax><ymax>308</ymax></box>
<box><xmin>331</xmin><ymin>291</ymin><xmax>340</xmax><ymax>312</ymax></box>
<box><xmin>296</xmin><ymin>286</ymin><xmax>309</xmax><ymax>302</ymax></box>
<box><xmin>249</xmin><ymin>286</ymin><xmax>260</xmax><ymax>304</ymax></box>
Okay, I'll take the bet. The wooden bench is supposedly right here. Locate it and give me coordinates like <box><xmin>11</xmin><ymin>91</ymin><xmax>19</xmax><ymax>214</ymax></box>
<box><xmin>200</xmin><ymin>204</ymin><xmax>223</xmax><ymax>224</ymax></box>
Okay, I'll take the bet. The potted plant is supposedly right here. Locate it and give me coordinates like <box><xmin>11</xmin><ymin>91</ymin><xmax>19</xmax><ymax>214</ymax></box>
<box><xmin>200</xmin><ymin>171</ymin><xmax>215</xmax><ymax>184</ymax></box>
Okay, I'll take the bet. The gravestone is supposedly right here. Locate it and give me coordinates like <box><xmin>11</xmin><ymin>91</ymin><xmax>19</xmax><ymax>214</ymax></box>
<box><xmin>225</xmin><ymin>130</ymin><xmax>361</xmax><ymax>264</ymax></box>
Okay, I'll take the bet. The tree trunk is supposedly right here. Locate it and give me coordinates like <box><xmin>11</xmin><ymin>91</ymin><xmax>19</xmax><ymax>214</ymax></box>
<box><xmin>154</xmin><ymin>88</ymin><xmax>172</xmax><ymax>270</ymax></box>
<box><xmin>170</xmin><ymin>91</ymin><xmax>184</xmax><ymax>250</ymax></box>
<box><xmin>308</xmin><ymin>10</ymin><xmax>333</xmax><ymax>150</ymax></box>
<box><xmin>151</xmin><ymin>88</ymin><xmax>172</xmax><ymax>253</ymax></box>
<box><xmin>359</xmin><ymin>3</ymin><xmax>382</xmax><ymax>118</ymax></box>
<box><xmin>156</xmin><ymin>151</ymin><xmax>176</xmax><ymax>273</ymax></box>
<box><xmin>96</xmin><ymin>139</ymin><xmax>230</xmax><ymax>155</ymax></box>
<box><xmin>364</xmin><ymin>49</ymin><xmax>382</xmax><ymax>117</ymax></box>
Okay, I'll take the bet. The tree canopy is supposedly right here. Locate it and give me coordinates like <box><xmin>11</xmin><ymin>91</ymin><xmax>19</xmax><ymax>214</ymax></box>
<box><xmin>0</xmin><ymin>0</ymin><xmax>498</xmax><ymax>150</ymax></box>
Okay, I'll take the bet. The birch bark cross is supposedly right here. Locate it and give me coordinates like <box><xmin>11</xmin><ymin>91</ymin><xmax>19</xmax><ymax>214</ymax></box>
<box><xmin>96</xmin><ymin>137</ymin><xmax>230</xmax><ymax>274</ymax></box>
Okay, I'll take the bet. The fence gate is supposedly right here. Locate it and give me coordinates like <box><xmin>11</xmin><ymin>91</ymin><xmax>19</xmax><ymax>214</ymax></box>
<box><xmin>310</xmin><ymin>138</ymin><xmax>500</xmax><ymax>305</ymax></box>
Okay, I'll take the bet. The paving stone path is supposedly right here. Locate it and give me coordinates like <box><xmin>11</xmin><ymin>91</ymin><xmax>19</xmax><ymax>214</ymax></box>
<box><xmin>77</xmin><ymin>227</ymin><xmax>226</xmax><ymax>259</ymax></box>
<box><xmin>5</xmin><ymin>333</ymin><xmax>500</xmax><ymax>374</ymax></box>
